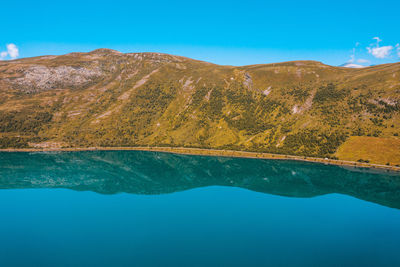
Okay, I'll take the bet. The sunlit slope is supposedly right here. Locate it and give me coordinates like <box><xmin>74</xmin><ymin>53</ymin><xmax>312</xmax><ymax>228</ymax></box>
<box><xmin>0</xmin><ymin>49</ymin><xmax>399</xmax><ymax>164</ymax></box>
<box><xmin>336</xmin><ymin>136</ymin><xmax>400</xmax><ymax>165</ymax></box>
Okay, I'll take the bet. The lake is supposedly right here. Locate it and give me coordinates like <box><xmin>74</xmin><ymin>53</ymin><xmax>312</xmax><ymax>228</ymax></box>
<box><xmin>0</xmin><ymin>151</ymin><xmax>400</xmax><ymax>266</ymax></box>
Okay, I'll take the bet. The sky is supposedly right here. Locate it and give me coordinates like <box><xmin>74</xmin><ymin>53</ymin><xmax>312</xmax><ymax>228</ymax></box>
<box><xmin>0</xmin><ymin>0</ymin><xmax>399</xmax><ymax>66</ymax></box>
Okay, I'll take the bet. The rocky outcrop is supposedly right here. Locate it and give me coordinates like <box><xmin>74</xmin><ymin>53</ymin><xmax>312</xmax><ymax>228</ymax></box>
<box><xmin>6</xmin><ymin>65</ymin><xmax>104</xmax><ymax>92</ymax></box>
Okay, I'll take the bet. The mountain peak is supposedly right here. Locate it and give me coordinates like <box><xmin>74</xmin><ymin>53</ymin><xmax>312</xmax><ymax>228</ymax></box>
<box><xmin>89</xmin><ymin>48</ymin><xmax>122</xmax><ymax>55</ymax></box>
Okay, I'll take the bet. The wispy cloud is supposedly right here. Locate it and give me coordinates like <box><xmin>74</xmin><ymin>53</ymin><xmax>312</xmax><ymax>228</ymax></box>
<box><xmin>345</xmin><ymin>42</ymin><xmax>371</xmax><ymax>66</ymax></box>
<box><xmin>348</xmin><ymin>54</ymin><xmax>355</xmax><ymax>63</ymax></box>
<box><xmin>397</xmin><ymin>44</ymin><xmax>400</xmax><ymax>57</ymax></box>
<box><xmin>357</xmin><ymin>58</ymin><xmax>370</xmax><ymax>64</ymax></box>
<box><xmin>0</xmin><ymin>51</ymin><xmax>7</xmax><ymax>60</ymax></box>
<box><xmin>0</xmin><ymin>43</ymin><xmax>19</xmax><ymax>60</ymax></box>
<box><xmin>367</xmin><ymin>37</ymin><xmax>393</xmax><ymax>59</ymax></box>
<box><xmin>372</xmin><ymin>37</ymin><xmax>382</xmax><ymax>44</ymax></box>
<box><xmin>347</xmin><ymin>42</ymin><xmax>360</xmax><ymax>63</ymax></box>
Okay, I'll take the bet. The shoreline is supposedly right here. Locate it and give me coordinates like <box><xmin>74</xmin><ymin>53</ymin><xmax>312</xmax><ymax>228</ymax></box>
<box><xmin>1</xmin><ymin>146</ymin><xmax>399</xmax><ymax>172</ymax></box>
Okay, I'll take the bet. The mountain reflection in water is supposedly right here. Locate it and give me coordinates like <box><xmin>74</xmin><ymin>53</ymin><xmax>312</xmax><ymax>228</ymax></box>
<box><xmin>0</xmin><ymin>151</ymin><xmax>399</xmax><ymax>209</ymax></box>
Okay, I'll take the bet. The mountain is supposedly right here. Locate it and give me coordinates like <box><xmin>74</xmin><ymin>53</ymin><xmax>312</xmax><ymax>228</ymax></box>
<box><xmin>339</xmin><ymin>63</ymin><xmax>366</xmax><ymax>68</ymax></box>
<box><xmin>0</xmin><ymin>49</ymin><xmax>399</xmax><ymax>164</ymax></box>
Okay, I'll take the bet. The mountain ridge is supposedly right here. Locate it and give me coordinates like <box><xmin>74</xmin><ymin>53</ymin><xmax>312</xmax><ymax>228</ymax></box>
<box><xmin>6</xmin><ymin>49</ymin><xmax>399</xmax><ymax>69</ymax></box>
<box><xmin>0</xmin><ymin>49</ymin><xmax>399</xmax><ymax>165</ymax></box>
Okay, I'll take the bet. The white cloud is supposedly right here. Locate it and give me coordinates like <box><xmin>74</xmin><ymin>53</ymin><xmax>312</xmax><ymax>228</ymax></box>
<box><xmin>367</xmin><ymin>45</ymin><xmax>393</xmax><ymax>58</ymax></box>
<box><xmin>6</xmin><ymin>44</ymin><xmax>19</xmax><ymax>59</ymax></box>
<box><xmin>0</xmin><ymin>43</ymin><xmax>19</xmax><ymax>60</ymax></box>
<box><xmin>0</xmin><ymin>51</ymin><xmax>7</xmax><ymax>60</ymax></box>
<box><xmin>357</xmin><ymin>58</ymin><xmax>370</xmax><ymax>63</ymax></box>
<box><xmin>367</xmin><ymin>37</ymin><xmax>392</xmax><ymax>59</ymax></box>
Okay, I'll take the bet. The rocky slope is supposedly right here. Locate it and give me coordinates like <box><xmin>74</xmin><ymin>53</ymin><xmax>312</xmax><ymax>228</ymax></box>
<box><xmin>0</xmin><ymin>49</ymin><xmax>399</xmax><ymax>163</ymax></box>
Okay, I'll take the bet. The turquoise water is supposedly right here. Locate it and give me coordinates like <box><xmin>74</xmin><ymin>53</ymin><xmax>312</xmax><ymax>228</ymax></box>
<box><xmin>0</xmin><ymin>151</ymin><xmax>400</xmax><ymax>266</ymax></box>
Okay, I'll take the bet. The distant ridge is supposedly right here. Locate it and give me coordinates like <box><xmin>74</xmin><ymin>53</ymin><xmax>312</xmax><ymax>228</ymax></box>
<box><xmin>339</xmin><ymin>62</ymin><xmax>366</xmax><ymax>68</ymax></box>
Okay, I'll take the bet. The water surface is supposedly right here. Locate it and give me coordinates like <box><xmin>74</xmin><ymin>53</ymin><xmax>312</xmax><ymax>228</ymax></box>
<box><xmin>0</xmin><ymin>151</ymin><xmax>400</xmax><ymax>266</ymax></box>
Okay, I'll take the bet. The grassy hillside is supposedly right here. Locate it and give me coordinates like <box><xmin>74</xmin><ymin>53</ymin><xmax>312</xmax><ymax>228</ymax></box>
<box><xmin>0</xmin><ymin>49</ymin><xmax>399</xmax><ymax>164</ymax></box>
<box><xmin>335</xmin><ymin>136</ymin><xmax>400</xmax><ymax>165</ymax></box>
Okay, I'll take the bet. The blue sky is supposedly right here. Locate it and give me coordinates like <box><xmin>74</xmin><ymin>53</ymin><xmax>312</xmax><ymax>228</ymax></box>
<box><xmin>1</xmin><ymin>0</ymin><xmax>399</xmax><ymax>66</ymax></box>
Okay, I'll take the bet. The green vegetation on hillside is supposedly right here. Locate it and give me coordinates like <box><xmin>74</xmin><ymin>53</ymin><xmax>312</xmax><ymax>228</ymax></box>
<box><xmin>0</xmin><ymin>50</ymin><xmax>399</xmax><ymax>163</ymax></box>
